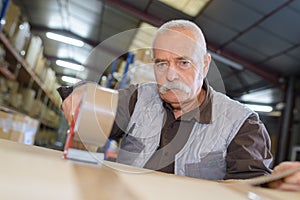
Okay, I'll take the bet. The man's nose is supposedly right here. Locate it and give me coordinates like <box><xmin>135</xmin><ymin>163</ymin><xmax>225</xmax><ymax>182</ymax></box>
<box><xmin>166</xmin><ymin>64</ymin><xmax>179</xmax><ymax>81</ymax></box>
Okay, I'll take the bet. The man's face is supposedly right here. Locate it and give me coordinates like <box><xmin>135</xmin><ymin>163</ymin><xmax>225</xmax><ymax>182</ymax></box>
<box><xmin>152</xmin><ymin>30</ymin><xmax>209</xmax><ymax>106</ymax></box>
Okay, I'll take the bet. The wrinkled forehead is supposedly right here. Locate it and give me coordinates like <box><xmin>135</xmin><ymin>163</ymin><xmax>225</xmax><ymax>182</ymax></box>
<box><xmin>152</xmin><ymin>29</ymin><xmax>206</xmax><ymax>57</ymax></box>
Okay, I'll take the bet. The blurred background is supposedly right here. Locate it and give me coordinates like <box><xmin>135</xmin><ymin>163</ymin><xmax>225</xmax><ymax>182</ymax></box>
<box><xmin>0</xmin><ymin>0</ymin><xmax>299</xmax><ymax>165</ymax></box>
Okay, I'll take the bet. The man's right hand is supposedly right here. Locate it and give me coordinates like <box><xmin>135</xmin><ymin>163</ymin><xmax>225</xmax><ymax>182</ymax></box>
<box><xmin>61</xmin><ymin>85</ymin><xmax>86</xmax><ymax>126</ymax></box>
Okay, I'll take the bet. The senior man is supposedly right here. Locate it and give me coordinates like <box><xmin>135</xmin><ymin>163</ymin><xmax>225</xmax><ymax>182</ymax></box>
<box><xmin>59</xmin><ymin>20</ymin><xmax>300</xmax><ymax>190</ymax></box>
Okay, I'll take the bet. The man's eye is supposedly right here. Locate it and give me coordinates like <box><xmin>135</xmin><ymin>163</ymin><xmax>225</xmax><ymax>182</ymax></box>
<box><xmin>155</xmin><ymin>62</ymin><xmax>168</xmax><ymax>70</ymax></box>
<box><xmin>178</xmin><ymin>60</ymin><xmax>192</xmax><ymax>69</ymax></box>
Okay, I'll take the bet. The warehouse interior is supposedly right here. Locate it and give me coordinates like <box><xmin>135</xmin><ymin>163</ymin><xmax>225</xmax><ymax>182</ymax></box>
<box><xmin>0</xmin><ymin>0</ymin><xmax>300</xmax><ymax>169</ymax></box>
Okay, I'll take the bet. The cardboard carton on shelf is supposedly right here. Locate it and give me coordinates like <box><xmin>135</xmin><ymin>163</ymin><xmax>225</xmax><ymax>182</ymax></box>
<box><xmin>25</xmin><ymin>35</ymin><xmax>42</xmax><ymax>69</ymax></box>
<box><xmin>2</xmin><ymin>1</ymin><xmax>21</xmax><ymax>38</ymax></box>
<box><xmin>6</xmin><ymin>79</ymin><xmax>19</xmax><ymax>93</ymax></box>
<box><xmin>20</xmin><ymin>87</ymin><xmax>36</xmax><ymax>114</ymax></box>
<box><xmin>39</xmin><ymin>64</ymin><xmax>49</xmax><ymax>84</ymax></box>
<box><xmin>9</xmin><ymin>114</ymin><xmax>25</xmax><ymax>143</ymax></box>
<box><xmin>9</xmin><ymin>114</ymin><xmax>39</xmax><ymax>145</ymax></box>
<box><xmin>11</xmin><ymin>21</ymin><xmax>31</xmax><ymax>54</ymax></box>
<box><xmin>44</xmin><ymin>67</ymin><xmax>56</xmax><ymax>91</ymax></box>
<box><xmin>28</xmin><ymin>99</ymin><xmax>43</xmax><ymax>118</ymax></box>
<box><xmin>34</xmin><ymin>47</ymin><xmax>46</xmax><ymax>78</ymax></box>
<box><xmin>9</xmin><ymin>92</ymin><xmax>23</xmax><ymax>110</ymax></box>
<box><xmin>0</xmin><ymin>110</ymin><xmax>12</xmax><ymax>139</ymax></box>
<box><xmin>22</xmin><ymin>116</ymin><xmax>39</xmax><ymax>145</ymax></box>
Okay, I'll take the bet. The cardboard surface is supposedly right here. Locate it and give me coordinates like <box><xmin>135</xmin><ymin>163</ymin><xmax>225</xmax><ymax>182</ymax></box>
<box><xmin>0</xmin><ymin>139</ymin><xmax>299</xmax><ymax>200</ymax></box>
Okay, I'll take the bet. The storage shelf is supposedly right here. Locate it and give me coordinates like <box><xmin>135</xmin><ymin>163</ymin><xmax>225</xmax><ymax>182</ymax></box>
<box><xmin>0</xmin><ymin>64</ymin><xmax>16</xmax><ymax>81</ymax></box>
<box><xmin>0</xmin><ymin>32</ymin><xmax>59</xmax><ymax>108</ymax></box>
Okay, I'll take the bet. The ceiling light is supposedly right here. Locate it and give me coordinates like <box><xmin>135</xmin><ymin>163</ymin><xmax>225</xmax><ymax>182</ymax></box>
<box><xmin>159</xmin><ymin>0</ymin><xmax>210</xmax><ymax>17</ymax></box>
<box><xmin>61</xmin><ymin>76</ymin><xmax>81</xmax><ymax>84</ymax></box>
<box><xmin>46</xmin><ymin>32</ymin><xmax>84</xmax><ymax>47</ymax></box>
<box><xmin>56</xmin><ymin>60</ymin><xmax>85</xmax><ymax>71</ymax></box>
<box><xmin>245</xmin><ymin>104</ymin><xmax>273</xmax><ymax>113</ymax></box>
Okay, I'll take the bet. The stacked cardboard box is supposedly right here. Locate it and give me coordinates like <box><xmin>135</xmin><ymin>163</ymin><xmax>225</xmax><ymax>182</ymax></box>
<box><xmin>0</xmin><ymin>110</ymin><xmax>39</xmax><ymax>145</ymax></box>
<box><xmin>25</xmin><ymin>35</ymin><xmax>42</xmax><ymax>69</ymax></box>
<box><xmin>2</xmin><ymin>1</ymin><xmax>21</xmax><ymax>38</ymax></box>
<box><xmin>20</xmin><ymin>87</ymin><xmax>36</xmax><ymax>114</ymax></box>
<box><xmin>11</xmin><ymin>21</ymin><xmax>30</xmax><ymax>53</ymax></box>
<box><xmin>34</xmin><ymin>47</ymin><xmax>46</xmax><ymax>77</ymax></box>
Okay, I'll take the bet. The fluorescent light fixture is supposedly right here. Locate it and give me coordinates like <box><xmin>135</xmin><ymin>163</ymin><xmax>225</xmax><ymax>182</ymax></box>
<box><xmin>159</xmin><ymin>0</ymin><xmax>210</xmax><ymax>17</ymax></box>
<box><xmin>245</xmin><ymin>104</ymin><xmax>273</xmax><ymax>113</ymax></box>
<box><xmin>56</xmin><ymin>60</ymin><xmax>85</xmax><ymax>71</ymax></box>
<box><xmin>61</xmin><ymin>76</ymin><xmax>81</xmax><ymax>84</ymax></box>
<box><xmin>46</xmin><ymin>32</ymin><xmax>84</xmax><ymax>47</ymax></box>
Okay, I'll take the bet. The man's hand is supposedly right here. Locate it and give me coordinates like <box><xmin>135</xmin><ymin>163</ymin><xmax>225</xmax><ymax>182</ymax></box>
<box><xmin>61</xmin><ymin>85</ymin><xmax>86</xmax><ymax>126</ymax></box>
<box><xmin>268</xmin><ymin>161</ymin><xmax>300</xmax><ymax>191</ymax></box>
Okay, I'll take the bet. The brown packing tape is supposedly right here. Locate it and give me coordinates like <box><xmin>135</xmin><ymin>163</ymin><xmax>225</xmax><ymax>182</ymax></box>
<box><xmin>74</xmin><ymin>83</ymin><xmax>118</xmax><ymax>148</ymax></box>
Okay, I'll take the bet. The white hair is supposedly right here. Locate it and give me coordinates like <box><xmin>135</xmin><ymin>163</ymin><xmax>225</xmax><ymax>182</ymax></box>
<box><xmin>152</xmin><ymin>19</ymin><xmax>207</xmax><ymax>54</ymax></box>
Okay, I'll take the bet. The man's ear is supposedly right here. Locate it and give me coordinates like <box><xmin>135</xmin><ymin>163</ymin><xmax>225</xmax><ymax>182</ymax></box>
<box><xmin>203</xmin><ymin>53</ymin><xmax>211</xmax><ymax>78</ymax></box>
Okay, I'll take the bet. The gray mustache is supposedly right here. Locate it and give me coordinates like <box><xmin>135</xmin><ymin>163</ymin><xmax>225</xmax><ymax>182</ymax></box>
<box><xmin>159</xmin><ymin>82</ymin><xmax>191</xmax><ymax>94</ymax></box>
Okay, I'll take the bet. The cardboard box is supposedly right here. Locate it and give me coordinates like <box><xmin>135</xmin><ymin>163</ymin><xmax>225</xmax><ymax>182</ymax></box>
<box><xmin>11</xmin><ymin>21</ymin><xmax>30</xmax><ymax>53</ymax></box>
<box><xmin>25</xmin><ymin>35</ymin><xmax>42</xmax><ymax>68</ymax></box>
<box><xmin>2</xmin><ymin>1</ymin><xmax>21</xmax><ymax>38</ymax></box>
<box><xmin>20</xmin><ymin>88</ymin><xmax>36</xmax><ymax>113</ymax></box>
<box><xmin>9</xmin><ymin>92</ymin><xmax>23</xmax><ymax>109</ymax></box>
<box><xmin>23</xmin><ymin>116</ymin><xmax>39</xmax><ymax>145</ymax></box>
<box><xmin>34</xmin><ymin>47</ymin><xmax>46</xmax><ymax>77</ymax></box>
<box><xmin>9</xmin><ymin>114</ymin><xmax>25</xmax><ymax>143</ymax></box>
<box><xmin>0</xmin><ymin>111</ymin><xmax>12</xmax><ymax>139</ymax></box>
<box><xmin>28</xmin><ymin>99</ymin><xmax>43</xmax><ymax>118</ymax></box>
<box><xmin>44</xmin><ymin>68</ymin><xmax>56</xmax><ymax>91</ymax></box>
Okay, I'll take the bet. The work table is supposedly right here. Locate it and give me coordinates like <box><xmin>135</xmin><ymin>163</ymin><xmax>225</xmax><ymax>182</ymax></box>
<box><xmin>0</xmin><ymin>139</ymin><xmax>298</xmax><ymax>200</ymax></box>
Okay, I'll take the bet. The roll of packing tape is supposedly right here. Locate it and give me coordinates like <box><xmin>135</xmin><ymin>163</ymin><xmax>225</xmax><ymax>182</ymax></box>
<box><xmin>73</xmin><ymin>83</ymin><xmax>118</xmax><ymax>147</ymax></box>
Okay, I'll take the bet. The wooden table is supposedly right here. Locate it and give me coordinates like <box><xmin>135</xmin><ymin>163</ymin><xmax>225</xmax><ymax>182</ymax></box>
<box><xmin>0</xmin><ymin>139</ymin><xmax>298</xmax><ymax>200</ymax></box>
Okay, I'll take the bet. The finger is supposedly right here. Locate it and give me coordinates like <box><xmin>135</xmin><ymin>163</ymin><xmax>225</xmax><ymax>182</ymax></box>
<box><xmin>62</xmin><ymin>97</ymin><xmax>73</xmax><ymax>126</ymax></box>
<box><xmin>277</xmin><ymin>182</ymin><xmax>300</xmax><ymax>192</ymax></box>
<box><xmin>284</xmin><ymin>172</ymin><xmax>300</xmax><ymax>184</ymax></box>
<box><xmin>273</xmin><ymin>162</ymin><xmax>300</xmax><ymax>173</ymax></box>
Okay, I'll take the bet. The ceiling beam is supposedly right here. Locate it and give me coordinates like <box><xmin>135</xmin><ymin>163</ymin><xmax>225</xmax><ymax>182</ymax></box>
<box><xmin>101</xmin><ymin>0</ymin><xmax>282</xmax><ymax>87</ymax></box>
<box><xmin>208</xmin><ymin>44</ymin><xmax>282</xmax><ymax>87</ymax></box>
<box><xmin>101</xmin><ymin>0</ymin><xmax>164</xmax><ymax>26</ymax></box>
